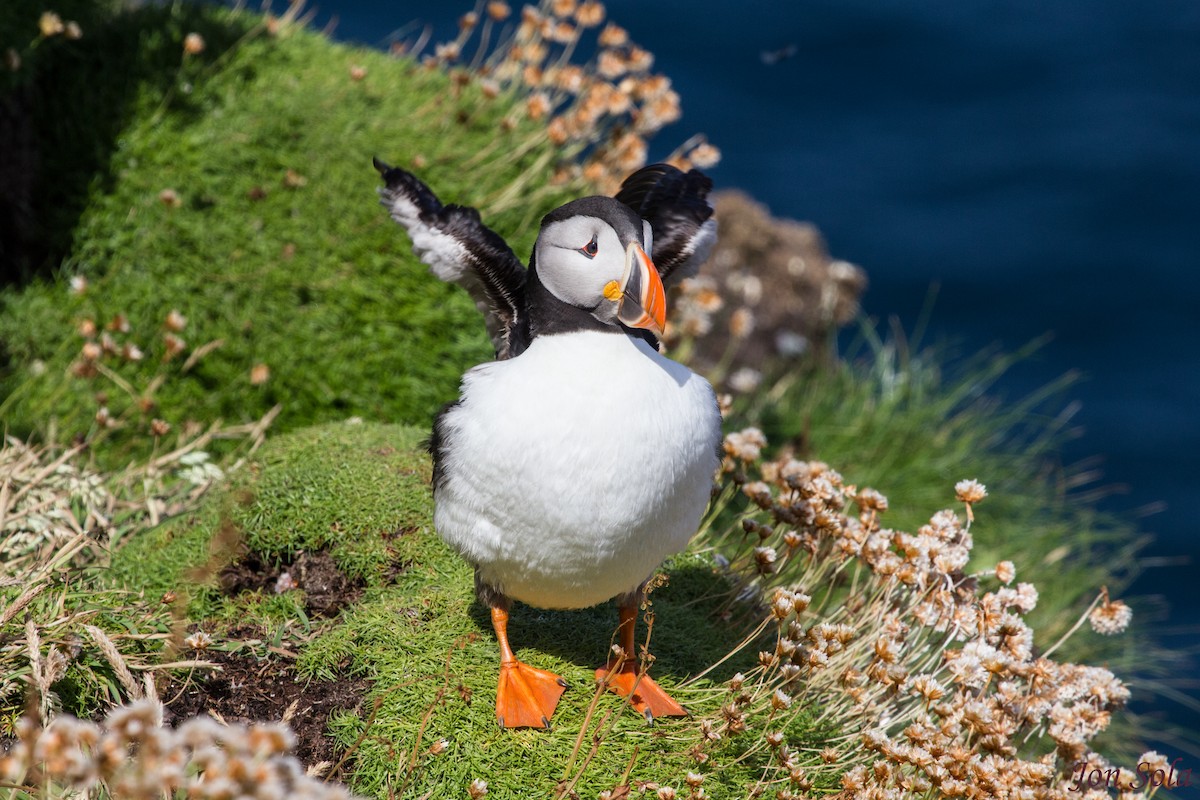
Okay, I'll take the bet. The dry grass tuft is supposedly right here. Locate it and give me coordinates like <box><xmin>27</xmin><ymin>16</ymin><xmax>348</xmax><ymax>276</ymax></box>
<box><xmin>1</xmin><ymin>411</ymin><xmax>276</xmax><ymax>734</ymax></box>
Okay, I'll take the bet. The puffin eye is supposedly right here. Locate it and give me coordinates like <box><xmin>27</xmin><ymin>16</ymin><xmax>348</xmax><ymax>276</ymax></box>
<box><xmin>580</xmin><ymin>236</ymin><xmax>599</xmax><ymax>258</ymax></box>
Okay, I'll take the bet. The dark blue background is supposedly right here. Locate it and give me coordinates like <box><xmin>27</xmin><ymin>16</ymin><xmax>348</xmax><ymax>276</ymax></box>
<box><xmin>309</xmin><ymin>0</ymin><xmax>1199</xmax><ymax>760</ymax></box>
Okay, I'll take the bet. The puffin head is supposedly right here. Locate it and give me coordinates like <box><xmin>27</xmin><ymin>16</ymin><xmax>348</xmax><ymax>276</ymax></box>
<box><xmin>532</xmin><ymin>196</ymin><xmax>667</xmax><ymax>337</ymax></box>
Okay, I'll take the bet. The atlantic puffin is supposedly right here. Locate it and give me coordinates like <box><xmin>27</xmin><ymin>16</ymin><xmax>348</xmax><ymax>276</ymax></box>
<box><xmin>374</xmin><ymin>159</ymin><xmax>721</xmax><ymax>729</ymax></box>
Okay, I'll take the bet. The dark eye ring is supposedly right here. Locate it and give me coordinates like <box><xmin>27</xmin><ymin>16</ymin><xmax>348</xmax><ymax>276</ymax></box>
<box><xmin>580</xmin><ymin>236</ymin><xmax>598</xmax><ymax>258</ymax></box>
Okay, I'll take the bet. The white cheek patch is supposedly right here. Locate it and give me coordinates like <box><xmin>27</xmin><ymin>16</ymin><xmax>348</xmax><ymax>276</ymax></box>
<box><xmin>540</xmin><ymin>255</ymin><xmax>598</xmax><ymax>308</ymax></box>
<box><xmin>537</xmin><ymin>217</ymin><xmax>625</xmax><ymax>308</ymax></box>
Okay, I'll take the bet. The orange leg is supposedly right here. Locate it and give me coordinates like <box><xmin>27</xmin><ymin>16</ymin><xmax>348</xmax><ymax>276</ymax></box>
<box><xmin>594</xmin><ymin>597</ymin><xmax>687</xmax><ymax>723</ymax></box>
<box><xmin>492</xmin><ymin>606</ymin><xmax>566</xmax><ymax>729</ymax></box>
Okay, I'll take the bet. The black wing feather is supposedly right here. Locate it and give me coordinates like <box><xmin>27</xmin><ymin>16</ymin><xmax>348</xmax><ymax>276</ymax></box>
<box><xmin>616</xmin><ymin>164</ymin><xmax>717</xmax><ymax>285</ymax></box>
<box><xmin>374</xmin><ymin>158</ymin><xmax>528</xmax><ymax>360</ymax></box>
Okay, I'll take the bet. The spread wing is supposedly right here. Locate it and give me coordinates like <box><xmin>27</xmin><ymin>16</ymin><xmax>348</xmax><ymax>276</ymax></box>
<box><xmin>615</xmin><ymin>163</ymin><xmax>718</xmax><ymax>286</ymax></box>
<box><xmin>374</xmin><ymin>158</ymin><xmax>528</xmax><ymax>360</ymax></box>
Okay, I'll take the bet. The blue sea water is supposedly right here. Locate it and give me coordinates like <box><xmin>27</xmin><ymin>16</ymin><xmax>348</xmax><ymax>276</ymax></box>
<box><xmin>307</xmin><ymin>0</ymin><xmax>1200</xmax><ymax>754</ymax></box>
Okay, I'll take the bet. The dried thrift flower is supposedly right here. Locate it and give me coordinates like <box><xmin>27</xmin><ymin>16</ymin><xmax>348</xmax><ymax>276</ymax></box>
<box><xmin>39</xmin><ymin>12</ymin><xmax>65</xmax><ymax>37</ymax></box>
<box><xmin>184</xmin><ymin>631</ymin><xmax>212</xmax><ymax>650</ymax></box>
<box><xmin>1089</xmin><ymin>590</ymin><xmax>1132</xmax><ymax>636</ymax></box>
<box><xmin>183</xmin><ymin>32</ymin><xmax>205</xmax><ymax>55</ymax></box>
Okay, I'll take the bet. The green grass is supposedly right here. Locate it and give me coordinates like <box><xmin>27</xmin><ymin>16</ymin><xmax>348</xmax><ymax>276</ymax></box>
<box><xmin>0</xmin><ymin>1</ymin><xmax>576</xmax><ymax>466</ymax></box>
<box><xmin>104</xmin><ymin>422</ymin><xmax>433</xmax><ymax>612</ymax></box>
<box><xmin>106</xmin><ymin>421</ymin><xmax>821</xmax><ymax>798</ymax></box>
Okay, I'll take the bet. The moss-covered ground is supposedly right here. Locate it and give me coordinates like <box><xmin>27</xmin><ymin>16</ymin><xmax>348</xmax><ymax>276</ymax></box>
<box><xmin>106</xmin><ymin>421</ymin><xmax>814</xmax><ymax>797</ymax></box>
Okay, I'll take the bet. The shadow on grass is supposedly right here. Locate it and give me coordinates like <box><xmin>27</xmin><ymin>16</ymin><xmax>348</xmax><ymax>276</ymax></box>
<box><xmin>466</xmin><ymin>558</ymin><xmax>760</xmax><ymax>688</ymax></box>
<box><xmin>0</xmin><ymin>2</ymin><xmax>252</xmax><ymax>285</ymax></box>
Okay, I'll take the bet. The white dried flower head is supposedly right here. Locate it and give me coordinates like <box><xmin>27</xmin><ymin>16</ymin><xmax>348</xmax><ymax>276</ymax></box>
<box><xmin>165</xmin><ymin>309</ymin><xmax>187</xmax><ymax>331</ymax></box>
<box><xmin>99</xmin><ymin>331</ymin><xmax>118</xmax><ymax>355</ymax></box>
<box><xmin>698</xmin><ymin>719</ymin><xmax>720</xmax><ymax>742</ymax></box>
<box><xmin>1014</xmin><ymin>582</ymin><xmax>1039</xmax><ymax>613</ymax></box>
<box><xmin>994</xmin><ymin>560</ymin><xmax>1015</xmax><ymax>584</ymax></box>
<box><xmin>95</xmin><ymin>406</ymin><xmax>113</xmax><ymax>428</ymax></box>
<box><xmin>955</xmin><ymin>479</ymin><xmax>987</xmax><ymax>504</ymax></box>
<box><xmin>183</xmin><ymin>32</ymin><xmax>205</xmax><ymax>55</ymax></box>
<box><xmin>69</xmin><ymin>275</ymin><xmax>88</xmax><ymax>294</ymax></box>
<box><xmin>724</xmin><ymin>428</ymin><xmax>767</xmax><ymax>461</ymax></box>
<box><xmin>689</xmin><ymin>142</ymin><xmax>721</xmax><ymax>169</ymax></box>
<box><xmin>741</xmin><ymin>481</ymin><xmax>772</xmax><ymax>509</ymax></box>
<box><xmin>856</xmin><ymin>487</ymin><xmax>888</xmax><ymax>512</ymax></box>
<box><xmin>39</xmin><ymin>11</ymin><xmax>66</xmax><ymax>36</ymax></box>
<box><xmin>770</xmin><ymin>689</ymin><xmax>792</xmax><ymax>710</ymax></box>
<box><xmin>1138</xmin><ymin>751</ymin><xmax>1170</xmax><ymax>777</ymax></box>
<box><xmin>1089</xmin><ymin>594</ymin><xmax>1132</xmax><ymax>636</ymax></box>
<box><xmin>598</xmin><ymin>23</ymin><xmax>628</xmax><ymax>47</ymax></box>
<box><xmin>468</xmin><ymin>778</ymin><xmax>489</xmax><ymax>798</ymax></box>
<box><xmin>163</xmin><ymin>333</ymin><xmax>186</xmax><ymax>360</ymax></box>
<box><xmin>754</xmin><ymin>546</ymin><xmax>777</xmax><ymax>574</ymax></box>
<box><xmin>729</xmin><ymin>307</ymin><xmax>754</xmax><ymax>339</ymax></box>
<box><xmin>728</xmin><ymin>366</ymin><xmax>762</xmax><ymax>394</ymax></box>
<box><xmin>656</xmin><ymin>788</ymin><xmax>676</xmax><ymax>800</ymax></box>
<box><xmin>575</xmin><ymin>1</ymin><xmax>604</xmax><ymax>27</ymax></box>
<box><xmin>283</xmin><ymin>168</ymin><xmax>307</xmax><ymax>188</ymax></box>
<box><xmin>526</xmin><ymin>91</ymin><xmax>552</xmax><ymax>119</ymax></box>
<box><xmin>790</xmin><ymin>592</ymin><xmax>812</xmax><ymax>614</ymax></box>
<box><xmin>184</xmin><ymin>631</ymin><xmax>212</xmax><ymax>650</ymax></box>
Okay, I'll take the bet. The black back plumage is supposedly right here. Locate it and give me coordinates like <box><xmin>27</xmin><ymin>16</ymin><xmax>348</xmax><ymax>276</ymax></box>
<box><xmin>615</xmin><ymin>164</ymin><xmax>716</xmax><ymax>284</ymax></box>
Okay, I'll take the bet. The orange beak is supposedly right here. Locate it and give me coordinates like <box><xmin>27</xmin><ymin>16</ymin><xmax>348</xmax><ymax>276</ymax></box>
<box><xmin>615</xmin><ymin>242</ymin><xmax>667</xmax><ymax>337</ymax></box>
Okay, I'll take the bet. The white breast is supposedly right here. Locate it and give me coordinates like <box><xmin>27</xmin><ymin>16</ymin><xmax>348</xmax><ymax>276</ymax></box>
<box><xmin>434</xmin><ymin>331</ymin><xmax>721</xmax><ymax>609</ymax></box>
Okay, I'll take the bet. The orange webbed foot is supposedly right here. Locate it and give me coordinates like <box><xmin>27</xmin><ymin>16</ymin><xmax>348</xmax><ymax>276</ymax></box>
<box><xmin>496</xmin><ymin>660</ymin><xmax>567</xmax><ymax>729</ymax></box>
<box><xmin>595</xmin><ymin>662</ymin><xmax>687</xmax><ymax>723</ymax></box>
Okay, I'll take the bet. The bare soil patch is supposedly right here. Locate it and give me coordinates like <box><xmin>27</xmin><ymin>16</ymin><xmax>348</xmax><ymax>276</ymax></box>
<box><xmin>164</xmin><ymin>636</ymin><xmax>369</xmax><ymax>767</ymax></box>
<box><xmin>165</xmin><ymin>549</ymin><xmax>374</xmax><ymax>766</ymax></box>
<box><xmin>219</xmin><ymin>549</ymin><xmax>364</xmax><ymax>618</ymax></box>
